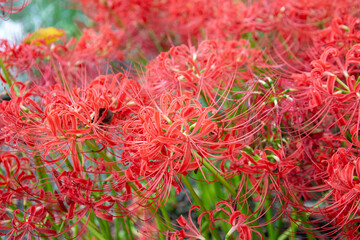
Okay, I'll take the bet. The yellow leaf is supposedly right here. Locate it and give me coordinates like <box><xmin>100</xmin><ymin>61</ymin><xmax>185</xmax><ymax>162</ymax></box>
<box><xmin>24</xmin><ymin>27</ymin><xmax>64</xmax><ymax>45</ymax></box>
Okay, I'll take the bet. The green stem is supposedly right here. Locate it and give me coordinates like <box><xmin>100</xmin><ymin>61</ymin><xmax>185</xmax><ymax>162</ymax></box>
<box><xmin>160</xmin><ymin>206</ymin><xmax>171</xmax><ymax>225</ymax></box>
<box><xmin>336</xmin><ymin>76</ymin><xmax>350</xmax><ymax>92</ymax></box>
<box><xmin>279</xmin><ymin>199</ymin><xmax>324</xmax><ymax>240</ymax></box>
<box><xmin>180</xmin><ymin>174</ymin><xmax>221</xmax><ymax>240</ymax></box>
<box><xmin>120</xmin><ymin>217</ymin><xmax>131</xmax><ymax>240</ymax></box>
<box><xmin>34</xmin><ymin>156</ymin><xmax>52</xmax><ymax>193</ymax></box>
<box><xmin>252</xmin><ymin>200</ymin><xmax>261</xmax><ymax>219</ymax></box>
<box><xmin>202</xmin><ymin>159</ymin><xmax>266</xmax><ymax>238</ymax></box>
<box><xmin>115</xmin><ymin>217</ymin><xmax>120</xmax><ymax>240</ymax></box>
<box><xmin>290</xmin><ymin>211</ymin><xmax>298</xmax><ymax>240</ymax></box>
<box><xmin>81</xmin><ymin>218</ymin><xmax>107</xmax><ymax>240</ymax></box>
<box><xmin>85</xmin><ymin>140</ymin><xmax>164</xmax><ymax>239</ymax></box>
<box><xmin>148</xmin><ymin>29</ymin><xmax>164</xmax><ymax>52</ymax></box>
<box><xmin>225</xmin><ymin>228</ymin><xmax>235</xmax><ymax>240</ymax></box>
<box><xmin>299</xmin><ymin>217</ymin><xmax>316</xmax><ymax>240</ymax></box>
<box><xmin>278</xmin><ymin>226</ymin><xmax>293</xmax><ymax>240</ymax></box>
<box><xmin>325</xmin><ymin>71</ymin><xmax>350</xmax><ymax>92</ymax></box>
<box><xmin>154</xmin><ymin>214</ymin><xmax>166</xmax><ymax>240</ymax></box>
<box><xmin>84</xmin><ymin>140</ymin><xmax>120</xmax><ymax>171</ymax></box>
<box><xmin>264</xmin><ymin>197</ymin><xmax>275</xmax><ymax>240</ymax></box>
<box><xmin>73</xmin><ymin>221</ymin><xmax>78</xmax><ymax>237</ymax></box>
<box><xmin>201</xmin><ymin>160</ymin><xmax>236</xmax><ymax>196</ymax></box>
<box><xmin>275</xmin><ymin>216</ymin><xmax>283</xmax><ymax>239</ymax></box>
<box><xmin>180</xmin><ymin>175</ymin><xmax>206</xmax><ymax>212</ymax></box>
<box><xmin>97</xmin><ymin>217</ymin><xmax>113</xmax><ymax>240</ymax></box>
<box><xmin>0</xmin><ymin>57</ymin><xmax>12</xmax><ymax>87</ymax></box>
<box><xmin>125</xmin><ymin>216</ymin><xmax>135</xmax><ymax>240</ymax></box>
<box><xmin>52</xmin><ymin>61</ymin><xmax>70</xmax><ymax>93</ymax></box>
<box><xmin>296</xmin><ymin>210</ymin><xmax>316</xmax><ymax>240</ymax></box>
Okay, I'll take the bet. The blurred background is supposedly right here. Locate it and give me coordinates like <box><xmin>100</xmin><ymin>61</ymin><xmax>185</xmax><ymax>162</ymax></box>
<box><xmin>0</xmin><ymin>0</ymin><xmax>89</xmax><ymax>42</ymax></box>
<box><xmin>0</xmin><ymin>0</ymin><xmax>90</xmax><ymax>92</ymax></box>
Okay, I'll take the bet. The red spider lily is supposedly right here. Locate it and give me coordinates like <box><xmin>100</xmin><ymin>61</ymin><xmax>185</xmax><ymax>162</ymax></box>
<box><xmin>0</xmin><ymin>82</ymin><xmax>87</xmax><ymax>170</ymax></box>
<box><xmin>65</xmin><ymin>181</ymin><xmax>115</xmax><ymax>222</ymax></box>
<box><xmin>267</xmin><ymin>0</ymin><xmax>359</xmax><ymax>65</ymax></box>
<box><xmin>171</xmin><ymin>206</ymin><xmax>206</xmax><ymax>240</ymax></box>
<box><xmin>269</xmin><ymin>146</ymin><xmax>360</xmax><ymax>238</ymax></box>
<box><xmin>161</xmin><ymin>0</ymin><xmax>270</xmax><ymax>43</ymax></box>
<box><xmin>0</xmin><ymin>74</ymin><xmax>144</xmax><ymax>171</ymax></box>
<box><xmin>271</xmin><ymin>0</ymin><xmax>341</xmax><ymax>34</ymax></box>
<box><xmin>210</xmin><ymin>201</ymin><xmax>264</xmax><ymax>240</ymax></box>
<box><xmin>135</xmin><ymin>219</ymin><xmax>163</xmax><ymax>240</ymax></box>
<box><xmin>294</xmin><ymin>45</ymin><xmax>360</xmax><ymax>142</ymax></box>
<box><xmin>44</xmin><ymin>170</ymin><xmax>121</xmax><ymax>238</ymax></box>
<box><xmin>315</xmin><ymin>15</ymin><xmax>360</xmax><ymax>52</ymax></box>
<box><xmin>314</xmin><ymin>148</ymin><xmax>360</xmax><ymax>227</ymax></box>
<box><xmin>0</xmin><ymin>153</ymin><xmax>36</xmax><ymax>191</ymax></box>
<box><xmin>121</xmin><ymin>91</ymin><xmax>221</xmax><ymax>207</ymax></box>
<box><xmin>0</xmin><ymin>25</ymin><xmax>124</xmax><ymax>87</ymax></box>
<box><xmin>225</xmin><ymin>148</ymin><xmax>295</xmax><ymax>222</ymax></box>
<box><xmin>77</xmin><ymin>0</ymin><xmax>270</xmax><ymax>56</ymax></box>
<box><xmin>269</xmin><ymin>7</ymin><xmax>360</xmax><ymax>96</ymax></box>
<box><xmin>76</xmin><ymin>0</ymin><xmax>169</xmax><ymax>56</ymax></box>
<box><xmin>144</xmin><ymin>39</ymin><xmax>273</xmax><ymax>145</ymax></box>
<box><xmin>2</xmin><ymin>206</ymin><xmax>57</xmax><ymax>239</ymax></box>
<box><xmin>5</xmin><ymin>2</ymin><xmax>360</xmax><ymax>238</ymax></box>
<box><xmin>0</xmin><ymin>82</ymin><xmax>46</xmax><ymax>146</ymax></box>
<box><xmin>277</xmin><ymin>42</ymin><xmax>360</xmax><ymax>156</ymax></box>
<box><xmin>145</xmin><ymin>39</ymin><xmax>260</xmax><ymax>101</ymax></box>
<box><xmin>0</xmin><ymin>0</ymin><xmax>31</xmax><ymax>19</ymax></box>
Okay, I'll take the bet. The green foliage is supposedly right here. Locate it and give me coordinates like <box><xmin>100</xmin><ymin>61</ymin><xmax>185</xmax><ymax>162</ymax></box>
<box><xmin>10</xmin><ymin>0</ymin><xmax>90</xmax><ymax>37</ymax></box>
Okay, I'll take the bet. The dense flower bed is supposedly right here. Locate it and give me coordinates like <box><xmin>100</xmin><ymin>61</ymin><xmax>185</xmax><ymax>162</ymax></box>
<box><xmin>1</xmin><ymin>0</ymin><xmax>360</xmax><ymax>239</ymax></box>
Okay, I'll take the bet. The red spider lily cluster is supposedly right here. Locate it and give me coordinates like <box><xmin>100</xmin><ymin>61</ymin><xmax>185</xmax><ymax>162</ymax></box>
<box><xmin>2</xmin><ymin>0</ymin><xmax>360</xmax><ymax>239</ymax></box>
